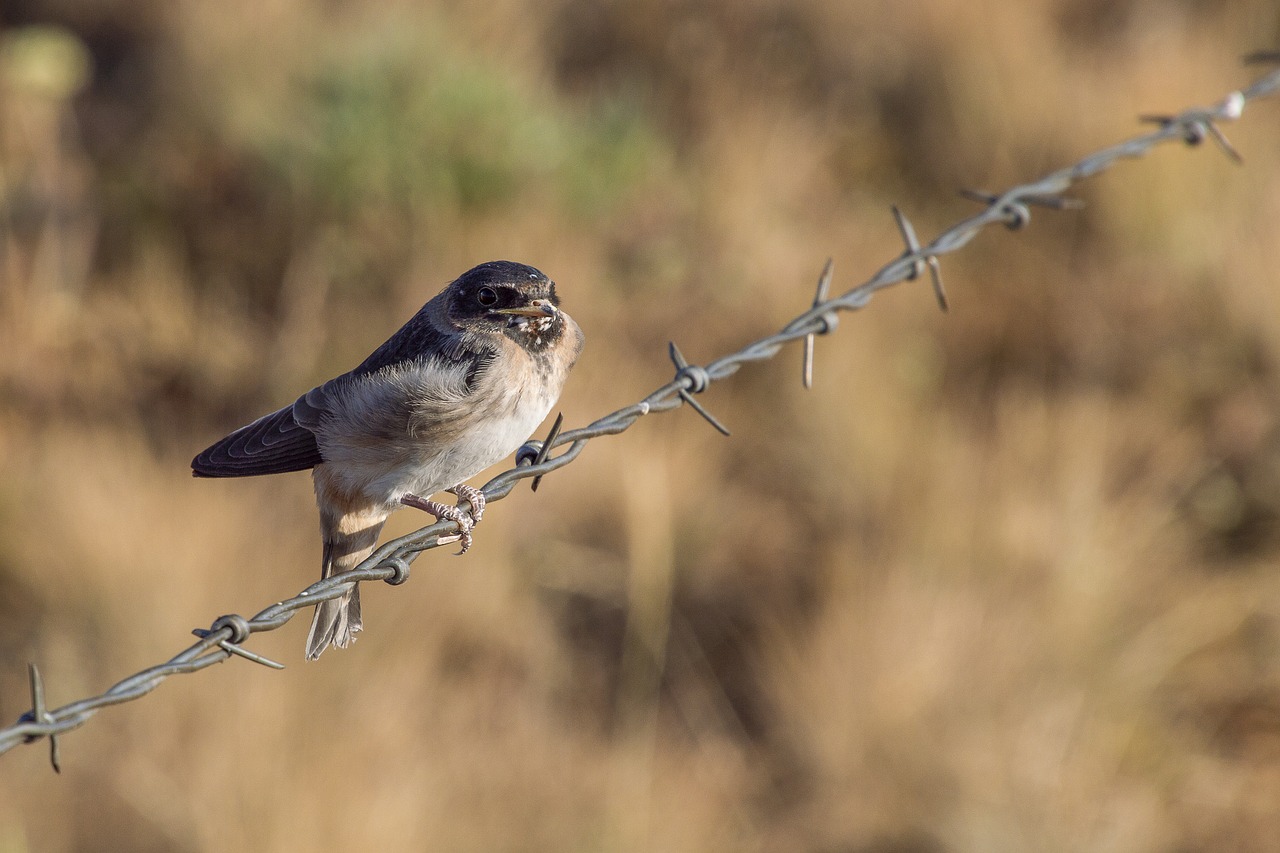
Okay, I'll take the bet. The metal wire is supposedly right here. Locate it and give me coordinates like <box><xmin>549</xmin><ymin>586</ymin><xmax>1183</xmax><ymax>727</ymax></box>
<box><xmin>4</xmin><ymin>63</ymin><xmax>1279</xmax><ymax>767</ymax></box>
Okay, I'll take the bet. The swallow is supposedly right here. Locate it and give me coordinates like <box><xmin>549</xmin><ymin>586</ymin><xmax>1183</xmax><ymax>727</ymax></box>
<box><xmin>192</xmin><ymin>260</ymin><xmax>583</xmax><ymax>659</ymax></box>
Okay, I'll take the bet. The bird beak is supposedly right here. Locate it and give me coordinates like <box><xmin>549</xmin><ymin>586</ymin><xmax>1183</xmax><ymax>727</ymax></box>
<box><xmin>492</xmin><ymin>300</ymin><xmax>557</xmax><ymax>318</ymax></box>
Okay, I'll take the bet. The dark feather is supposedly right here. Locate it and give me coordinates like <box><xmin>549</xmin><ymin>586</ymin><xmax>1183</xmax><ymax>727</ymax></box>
<box><xmin>192</xmin><ymin>404</ymin><xmax>323</xmax><ymax>477</ymax></box>
<box><xmin>350</xmin><ymin>302</ymin><xmax>499</xmax><ymax>398</ymax></box>
<box><xmin>353</xmin><ymin>303</ymin><xmax>475</xmax><ymax>377</ymax></box>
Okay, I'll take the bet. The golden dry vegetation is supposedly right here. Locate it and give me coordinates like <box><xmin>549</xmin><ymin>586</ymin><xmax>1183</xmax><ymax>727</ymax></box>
<box><xmin>2</xmin><ymin>1</ymin><xmax>1280</xmax><ymax>851</ymax></box>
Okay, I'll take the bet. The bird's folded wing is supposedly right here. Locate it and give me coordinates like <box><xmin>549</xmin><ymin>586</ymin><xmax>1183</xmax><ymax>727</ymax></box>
<box><xmin>191</xmin><ymin>403</ymin><xmax>324</xmax><ymax>477</ymax></box>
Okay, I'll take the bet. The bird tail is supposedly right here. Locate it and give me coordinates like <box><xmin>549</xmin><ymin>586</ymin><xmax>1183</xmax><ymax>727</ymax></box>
<box><xmin>305</xmin><ymin>510</ymin><xmax>387</xmax><ymax>660</ymax></box>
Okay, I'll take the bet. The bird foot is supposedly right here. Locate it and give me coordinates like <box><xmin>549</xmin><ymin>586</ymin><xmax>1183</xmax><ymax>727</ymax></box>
<box><xmin>401</xmin><ymin>487</ymin><xmax>485</xmax><ymax>554</ymax></box>
<box><xmin>448</xmin><ymin>484</ymin><xmax>486</xmax><ymax>525</ymax></box>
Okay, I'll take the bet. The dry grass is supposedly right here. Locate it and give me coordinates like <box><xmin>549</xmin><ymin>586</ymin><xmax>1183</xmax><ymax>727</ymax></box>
<box><xmin>2</xmin><ymin>1</ymin><xmax>1280</xmax><ymax>851</ymax></box>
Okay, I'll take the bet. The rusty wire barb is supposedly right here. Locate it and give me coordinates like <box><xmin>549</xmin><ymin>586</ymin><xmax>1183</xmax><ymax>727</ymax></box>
<box><xmin>3</xmin><ymin>62</ymin><xmax>1279</xmax><ymax>767</ymax></box>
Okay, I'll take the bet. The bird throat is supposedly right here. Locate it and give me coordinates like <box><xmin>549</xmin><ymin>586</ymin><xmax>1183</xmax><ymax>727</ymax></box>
<box><xmin>506</xmin><ymin>314</ymin><xmax>559</xmax><ymax>351</ymax></box>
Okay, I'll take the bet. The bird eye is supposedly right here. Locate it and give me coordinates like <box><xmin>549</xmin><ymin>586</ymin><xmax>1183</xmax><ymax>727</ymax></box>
<box><xmin>477</xmin><ymin>286</ymin><xmax>498</xmax><ymax>306</ymax></box>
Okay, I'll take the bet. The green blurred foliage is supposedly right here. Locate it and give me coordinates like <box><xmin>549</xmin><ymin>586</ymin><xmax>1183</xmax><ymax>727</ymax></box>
<box><xmin>0</xmin><ymin>23</ymin><xmax>89</xmax><ymax>98</ymax></box>
<box><xmin>245</xmin><ymin>26</ymin><xmax>659</xmax><ymax>222</ymax></box>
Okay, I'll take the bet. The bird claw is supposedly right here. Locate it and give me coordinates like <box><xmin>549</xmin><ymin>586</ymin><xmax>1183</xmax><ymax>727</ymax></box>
<box><xmin>448</xmin><ymin>484</ymin><xmax>486</xmax><ymax>525</ymax></box>
<box><xmin>437</xmin><ymin>504</ymin><xmax>475</xmax><ymax>555</ymax></box>
<box><xmin>401</xmin><ymin>487</ymin><xmax>485</xmax><ymax>555</ymax></box>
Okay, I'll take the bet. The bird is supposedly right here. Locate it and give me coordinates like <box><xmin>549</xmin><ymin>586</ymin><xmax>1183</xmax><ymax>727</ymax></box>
<box><xmin>192</xmin><ymin>260</ymin><xmax>583</xmax><ymax>660</ymax></box>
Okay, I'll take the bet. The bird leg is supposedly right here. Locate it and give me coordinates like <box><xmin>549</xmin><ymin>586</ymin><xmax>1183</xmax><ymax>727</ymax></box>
<box><xmin>401</xmin><ymin>485</ymin><xmax>486</xmax><ymax>554</ymax></box>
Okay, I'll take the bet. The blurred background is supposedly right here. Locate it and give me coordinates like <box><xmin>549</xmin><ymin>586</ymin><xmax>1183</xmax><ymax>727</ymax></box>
<box><xmin>1</xmin><ymin>1</ymin><xmax>1279</xmax><ymax>850</ymax></box>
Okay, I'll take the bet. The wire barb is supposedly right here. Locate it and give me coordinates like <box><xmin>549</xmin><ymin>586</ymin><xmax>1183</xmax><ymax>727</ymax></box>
<box><xmin>802</xmin><ymin>259</ymin><xmax>835</xmax><ymax>389</ymax></box>
<box><xmin>3</xmin><ymin>61</ymin><xmax>1278</xmax><ymax>764</ymax></box>
<box><xmin>383</xmin><ymin>555</ymin><xmax>412</xmax><ymax>586</ymax></box>
<box><xmin>24</xmin><ymin>664</ymin><xmax>60</xmax><ymax>772</ymax></box>
<box><xmin>892</xmin><ymin>205</ymin><xmax>948</xmax><ymax>312</ymax></box>
<box><xmin>669</xmin><ymin>341</ymin><xmax>731</xmax><ymax>436</ymax></box>
<box><xmin>530</xmin><ymin>412</ymin><xmax>564</xmax><ymax>492</ymax></box>
<box><xmin>193</xmin><ymin>614</ymin><xmax>285</xmax><ymax>669</ymax></box>
<box><xmin>959</xmin><ymin>189</ymin><xmax>1087</xmax><ymax>227</ymax></box>
<box><xmin>1139</xmin><ymin>113</ymin><xmax>1243</xmax><ymax>163</ymax></box>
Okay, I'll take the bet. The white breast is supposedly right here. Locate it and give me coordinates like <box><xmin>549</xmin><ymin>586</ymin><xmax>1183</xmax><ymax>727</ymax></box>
<box><xmin>396</xmin><ymin>377</ymin><xmax>556</xmax><ymax>503</ymax></box>
<box><xmin>311</xmin><ymin>349</ymin><xmax>563</xmax><ymax>511</ymax></box>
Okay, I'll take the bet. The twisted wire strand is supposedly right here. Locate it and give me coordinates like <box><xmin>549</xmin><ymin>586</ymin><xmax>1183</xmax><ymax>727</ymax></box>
<box><xmin>4</xmin><ymin>64</ymin><xmax>1278</xmax><ymax>765</ymax></box>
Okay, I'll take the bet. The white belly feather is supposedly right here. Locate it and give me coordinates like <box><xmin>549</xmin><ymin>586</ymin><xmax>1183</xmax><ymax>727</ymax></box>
<box><xmin>312</xmin><ymin>348</ymin><xmax>561</xmax><ymax>511</ymax></box>
<box><xmin>396</xmin><ymin>378</ymin><xmax>555</xmax><ymax>503</ymax></box>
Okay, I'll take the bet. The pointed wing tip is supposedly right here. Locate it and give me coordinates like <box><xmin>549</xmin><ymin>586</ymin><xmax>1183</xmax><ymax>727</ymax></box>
<box><xmin>190</xmin><ymin>448</ymin><xmax>240</xmax><ymax>478</ymax></box>
<box><xmin>189</xmin><ymin>404</ymin><xmax>325</xmax><ymax>478</ymax></box>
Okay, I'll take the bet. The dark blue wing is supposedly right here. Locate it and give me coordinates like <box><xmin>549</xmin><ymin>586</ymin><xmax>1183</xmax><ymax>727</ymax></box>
<box><xmin>191</xmin><ymin>403</ymin><xmax>323</xmax><ymax>477</ymax></box>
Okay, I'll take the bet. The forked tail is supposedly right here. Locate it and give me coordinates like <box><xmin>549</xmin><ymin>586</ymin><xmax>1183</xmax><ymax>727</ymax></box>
<box><xmin>305</xmin><ymin>513</ymin><xmax>387</xmax><ymax>660</ymax></box>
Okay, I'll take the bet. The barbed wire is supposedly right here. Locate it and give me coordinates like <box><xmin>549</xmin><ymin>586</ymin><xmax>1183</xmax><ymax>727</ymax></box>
<box><xmin>5</xmin><ymin>58</ymin><xmax>1280</xmax><ymax>770</ymax></box>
